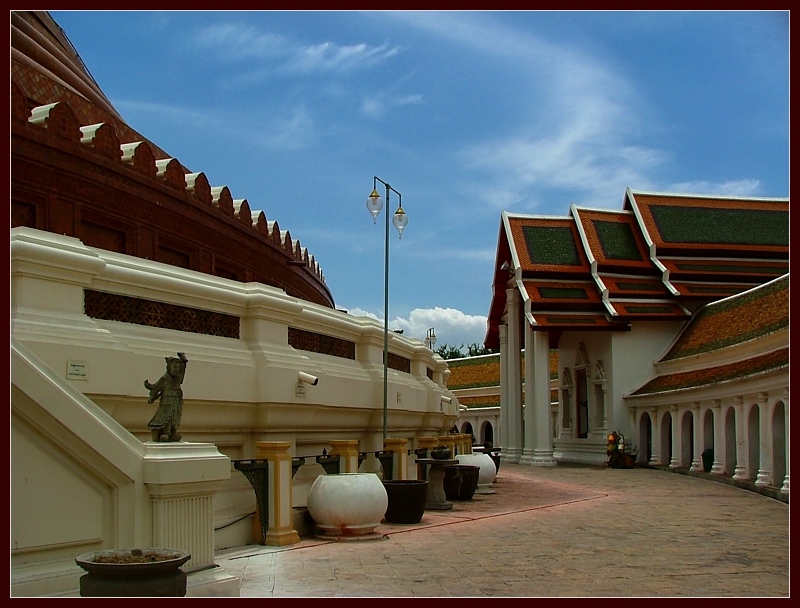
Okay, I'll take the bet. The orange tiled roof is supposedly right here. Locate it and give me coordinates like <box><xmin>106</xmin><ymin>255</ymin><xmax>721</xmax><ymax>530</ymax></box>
<box><xmin>663</xmin><ymin>274</ymin><xmax>789</xmax><ymax>361</ymax></box>
<box><xmin>447</xmin><ymin>350</ymin><xmax>559</xmax><ymax>390</ymax></box>
<box><xmin>631</xmin><ymin>348</ymin><xmax>788</xmax><ymax>396</ymax></box>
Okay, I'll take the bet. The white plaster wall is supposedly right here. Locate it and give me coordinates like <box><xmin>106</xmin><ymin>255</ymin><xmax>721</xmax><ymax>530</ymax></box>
<box><xmin>554</xmin><ymin>322</ymin><xmax>682</xmax><ymax>463</ymax></box>
<box><xmin>11</xmin><ymin>227</ymin><xmax>458</xmax><ymax>564</ymax></box>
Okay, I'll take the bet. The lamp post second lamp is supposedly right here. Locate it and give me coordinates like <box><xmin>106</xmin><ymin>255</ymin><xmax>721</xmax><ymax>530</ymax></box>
<box><xmin>366</xmin><ymin>176</ymin><xmax>408</xmax><ymax>441</ymax></box>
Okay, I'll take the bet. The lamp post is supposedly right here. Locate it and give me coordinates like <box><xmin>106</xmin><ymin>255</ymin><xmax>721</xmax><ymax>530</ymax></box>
<box><xmin>366</xmin><ymin>176</ymin><xmax>408</xmax><ymax>441</ymax></box>
<box><xmin>424</xmin><ymin>327</ymin><xmax>436</xmax><ymax>351</ymax></box>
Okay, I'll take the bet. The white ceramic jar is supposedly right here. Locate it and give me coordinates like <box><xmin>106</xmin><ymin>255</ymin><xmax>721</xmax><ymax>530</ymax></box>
<box><xmin>456</xmin><ymin>453</ymin><xmax>497</xmax><ymax>494</ymax></box>
<box><xmin>306</xmin><ymin>473</ymin><xmax>388</xmax><ymax>539</ymax></box>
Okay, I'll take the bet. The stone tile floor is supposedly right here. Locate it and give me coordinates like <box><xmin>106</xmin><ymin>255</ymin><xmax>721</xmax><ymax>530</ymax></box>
<box><xmin>209</xmin><ymin>463</ymin><xmax>789</xmax><ymax>597</ymax></box>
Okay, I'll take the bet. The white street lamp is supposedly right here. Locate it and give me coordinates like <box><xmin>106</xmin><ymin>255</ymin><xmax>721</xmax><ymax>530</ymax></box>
<box><xmin>424</xmin><ymin>327</ymin><xmax>436</xmax><ymax>351</ymax></box>
<box><xmin>366</xmin><ymin>176</ymin><xmax>408</xmax><ymax>441</ymax></box>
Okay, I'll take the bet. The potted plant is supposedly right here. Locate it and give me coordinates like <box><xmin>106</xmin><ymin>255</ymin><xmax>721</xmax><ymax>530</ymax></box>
<box><xmin>75</xmin><ymin>547</ymin><xmax>191</xmax><ymax>597</ymax></box>
<box><xmin>382</xmin><ymin>479</ymin><xmax>429</xmax><ymax>524</ymax></box>
<box><xmin>443</xmin><ymin>464</ymin><xmax>480</xmax><ymax>501</ymax></box>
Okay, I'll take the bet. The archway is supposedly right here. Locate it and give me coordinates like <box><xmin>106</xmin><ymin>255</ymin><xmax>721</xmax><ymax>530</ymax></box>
<box><xmin>702</xmin><ymin>408</ymin><xmax>715</xmax><ymax>472</ymax></box>
<box><xmin>461</xmin><ymin>421</ymin><xmax>474</xmax><ymax>442</ymax></box>
<box><xmin>480</xmin><ymin>421</ymin><xmax>495</xmax><ymax>447</ymax></box>
<box><xmin>680</xmin><ymin>410</ymin><xmax>694</xmax><ymax>467</ymax></box>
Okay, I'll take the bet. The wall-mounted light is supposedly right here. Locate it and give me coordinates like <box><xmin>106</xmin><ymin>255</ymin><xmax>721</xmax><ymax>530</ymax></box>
<box><xmin>298</xmin><ymin>372</ymin><xmax>319</xmax><ymax>386</ymax></box>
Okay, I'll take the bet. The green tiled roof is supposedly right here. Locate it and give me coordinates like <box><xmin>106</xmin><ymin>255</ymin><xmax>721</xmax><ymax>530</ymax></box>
<box><xmin>672</xmin><ymin>261</ymin><xmax>787</xmax><ymax>274</ymax></box>
<box><xmin>682</xmin><ymin>284</ymin><xmax>751</xmax><ymax>294</ymax></box>
<box><xmin>538</xmin><ymin>287</ymin><xmax>591</xmax><ymax>299</ymax></box>
<box><xmin>664</xmin><ymin>275</ymin><xmax>789</xmax><ymax>360</ymax></box>
<box><xmin>615</xmin><ymin>281</ymin><xmax>664</xmax><ymax>292</ymax></box>
<box><xmin>623</xmin><ymin>305</ymin><xmax>675</xmax><ymax>314</ymax></box>
<box><xmin>523</xmin><ymin>225</ymin><xmax>580</xmax><ymax>266</ymax></box>
<box><xmin>651</xmin><ymin>206</ymin><xmax>789</xmax><ymax>246</ymax></box>
<box><xmin>593</xmin><ymin>219</ymin><xmax>641</xmax><ymax>260</ymax></box>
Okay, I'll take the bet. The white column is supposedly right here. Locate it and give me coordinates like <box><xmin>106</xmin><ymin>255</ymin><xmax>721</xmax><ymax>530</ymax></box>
<box><xmin>710</xmin><ymin>400</ymin><xmax>725</xmax><ymax>475</ymax></box>
<box><xmin>648</xmin><ymin>407</ymin><xmax>661</xmax><ymax>465</ymax></box>
<box><xmin>689</xmin><ymin>402</ymin><xmax>703</xmax><ymax>471</ymax></box>
<box><xmin>732</xmin><ymin>397</ymin><xmax>747</xmax><ymax>480</ymax></box>
<box><xmin>526</xmin><ymin>325</ymin><xmax>556</xmax><ymax>466</ymax></box>
<box><xmin>519</xmin><ymin>321</ymin><xmax>534</xmax><ymax>465</ymax></box>
<box><xmin>669</xmin><ymin>404</ymin><xmax>680</xmax><ymax>468</ymax></box>
<box><xmin>506</xmin><ymin>288</ymin><xmax>523</xmax><ymax>463</ymax></box>
<box><xmin>499</xmin><ymin>324</ymin><xmax>509</xmax><ymax>456</ymax></box>
<box><xmin>755</xmin><ymin>392</ymin><xmax>773</xmax><ymax>487</ymax></box>
<box><xmin>780</xmin><ymin>388</ymin><xmax>789</xmax><ymax>495</ymax></box>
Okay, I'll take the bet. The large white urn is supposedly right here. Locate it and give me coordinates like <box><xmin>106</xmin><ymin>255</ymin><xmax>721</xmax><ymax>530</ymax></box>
<box><xmin>306</xmin><ymin>473</ymin><xmax>388</xmax><ymax>539</ymax></box>
<box><xmin>456</xmin><ymin>453</ymin><xmax>497</xmax><ymax>494</ymax></box>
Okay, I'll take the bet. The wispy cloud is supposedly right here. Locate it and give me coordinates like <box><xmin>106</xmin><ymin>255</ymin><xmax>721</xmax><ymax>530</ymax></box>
<box><xmin>117</xmin><ymin>99</ymin><xmax>318</xmax><ymax>152</ymax></box>
<box><xmin>189</xmin><ymin>22</ymin><xmax>399</xmax><ymax>75</ymax></box>
<box><xmin>283</xmin><ymin>41</ymin><xmax>399</xmax><ymax>74</ymax></box>
<box><xmin>360</xmin><ymin>92</ymin><xmax>423</xmax><ymax>119</ymax></box>
<box><xmin>188</xmin><ymin>23</ymin><xmax>287</xmax><ymax>60</ymax></box>
<box><xmin>384</xmin><ymin>12</ymin><xmax>674</xmax><ymax>209</ymax></box>
<box><xmin>664</xmin><ymin>179</ymin><xmax>763</xmax><ymax>197</ymax></box>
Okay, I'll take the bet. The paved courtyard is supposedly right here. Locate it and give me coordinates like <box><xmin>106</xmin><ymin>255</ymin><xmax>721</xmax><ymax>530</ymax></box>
<box><xmin>210</xmin><ymin>462</ymin><xmax>790</xmax><ymax>597</ymax></box>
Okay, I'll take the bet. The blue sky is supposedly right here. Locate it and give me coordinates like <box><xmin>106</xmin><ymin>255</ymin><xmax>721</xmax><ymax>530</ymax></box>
<box><xmin>48</xmin><ymin>10</ymin><xmax>789</xmax><ymax>351</ymax></box>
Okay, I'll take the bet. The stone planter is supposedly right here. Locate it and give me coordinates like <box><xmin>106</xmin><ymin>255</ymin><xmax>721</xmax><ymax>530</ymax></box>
<box><xmin>456</xmin><ymin>453</ymin><xmax>497</xmax><ymax>494</ymax></box>
<box><xmin>443</xmin><ymin>464</ymin><xmax>480</xmax><ymax>500</ymax></box>
<box><xmin>383</xmin><ymin>479</ymin><xmax>429</xmax><ymax>524</ymax></box>
<box><xmin>75</xmin><ymin>547</ymin><xmax>191</xmax><ymax>597</ymax></box>
<box><xmin>307</xmin><ymin>473</ymin><xmax>388</xmax><ymax>539</ymax></box>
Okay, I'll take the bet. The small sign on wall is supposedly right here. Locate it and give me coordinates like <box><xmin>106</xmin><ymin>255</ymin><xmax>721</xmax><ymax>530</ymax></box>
<box><xmin>67</xmin><ymin>360</ymin><xmax>88</xmax><ymax>381</ymax></box>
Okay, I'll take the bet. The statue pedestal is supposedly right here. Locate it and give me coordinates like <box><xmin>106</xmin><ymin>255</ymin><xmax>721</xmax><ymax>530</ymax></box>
<box><xmin>416</xmin><ymin>458</ymin><xmax>458</xmax><ymax>510</ymax></box>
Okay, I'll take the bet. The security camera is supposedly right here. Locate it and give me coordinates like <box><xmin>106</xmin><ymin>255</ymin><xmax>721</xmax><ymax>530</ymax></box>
<box><xmin>298</xmin><ymin>372</ymin><xmax>319</xmax><ymax>386</ymax></box>
<box><xmin>441</xmin><ymin>395</ymin><xmax>452</xmax><ymax>404</ymax></box>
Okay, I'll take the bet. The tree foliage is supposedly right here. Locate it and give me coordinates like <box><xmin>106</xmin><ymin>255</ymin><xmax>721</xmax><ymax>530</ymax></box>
<box><xmin>435</xmin><ymin>343</ymin><xmax>497</xmax><ymax>360</ymax></box>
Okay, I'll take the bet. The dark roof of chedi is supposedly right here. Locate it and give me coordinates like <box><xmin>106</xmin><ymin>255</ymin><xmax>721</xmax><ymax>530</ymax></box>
<box><xmin>11</xmin><ymin>11</ymin><xmax>333</xmax><ymax>307</ymax></box>
<box><xmin>485</xmin><ymin>188</ymin><xmax>789</xmax><ymax>348</ymax></box>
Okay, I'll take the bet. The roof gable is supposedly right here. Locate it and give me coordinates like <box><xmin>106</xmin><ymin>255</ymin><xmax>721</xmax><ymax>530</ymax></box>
<box><xmin>485</xmin><ymin>189</ymin><xmax>789</xmax><ymax>349</ymax></box>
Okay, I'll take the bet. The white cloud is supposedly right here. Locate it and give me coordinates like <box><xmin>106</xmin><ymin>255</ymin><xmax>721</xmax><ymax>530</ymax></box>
<box><xmin>342</xmin><ymin>306</ymin><xmax>488</xmax><ymax>350</ymax></box>
<box><xmin>189</xmin><ymin>24</ymin><xmax>287</xmax><ymax>60</ymax></box>
<box><xmin>389</xmin><ymin>11</ymin><xmax>671</xmax><ymax>211</ymax></box>
<box><xmin>664</xmin><ymin>179</ymin><xmax>762</xmax><ymax>197</ymax></box>
<box><xmin>283</xmin><ymin>41</ymin><xmax>399</xmax><ymax>74</ymax></box>
<box><xmin>190</xmin><ymin>23</ymin><xmax>400</xmax><ymax>74</ymax></box>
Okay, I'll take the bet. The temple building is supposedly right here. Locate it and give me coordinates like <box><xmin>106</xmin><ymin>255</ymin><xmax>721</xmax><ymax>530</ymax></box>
<box><xmin>455</xmin><ymin>190</ymin><xmax>788</xmax><ymax>495</ymax></box>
